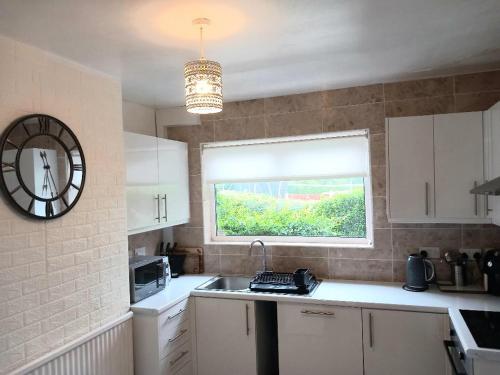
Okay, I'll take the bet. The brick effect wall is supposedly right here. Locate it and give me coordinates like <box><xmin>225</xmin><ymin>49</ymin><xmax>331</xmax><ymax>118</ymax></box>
<box><xmin>0</xmin><ymin>36</ymin><xmax>129</xmax><ymax>373</ymax></box>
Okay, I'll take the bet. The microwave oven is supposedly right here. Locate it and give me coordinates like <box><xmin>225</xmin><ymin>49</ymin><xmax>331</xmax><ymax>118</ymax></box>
<box><xmin>129</xmin><ymin>255</ymin><xmax>170</xmax><ymax>303</ymax></box>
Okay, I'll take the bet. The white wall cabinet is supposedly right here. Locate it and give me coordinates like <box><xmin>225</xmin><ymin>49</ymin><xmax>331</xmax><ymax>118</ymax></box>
<box><xmin>362</xmin><ymin>309</ymin><xmax>447</xmax><ymax>375</ymax></box>
<box><xmin>387</xmin><ymin>115</ymin><xmax>435</xmax><ymax>220</ymax></box>
<box><xmin>125</xmin><ymin>131</ymin><xmax>190</xmax><ymax>234</ymax></box>
<box><xmin>484</xmin><ymin>102</ymin><xmax>500</xmax><ymax>225</ymax></box>
<box><xmin>195</xmin><ymin>297</ymin><xmax>257</xmax><ymax>375</ymax></box>
<box><xmin>434</xmin><ymin>112</ymin><xmax>484</xmax><ymax>219</ymax></box>
<box><xmin>277</xmin><ymin>302</ymin><xmax>363</xmax><ymax>375</ymax></box>
<box><xmin>387</xmin><ymin>112</ymin><xmax>490</xmax><ymax>223</ymax></box>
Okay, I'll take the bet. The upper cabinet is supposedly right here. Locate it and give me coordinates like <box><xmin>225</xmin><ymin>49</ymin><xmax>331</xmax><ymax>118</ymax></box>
<box><xmin>484</xmin><ymin>102</ymin><xmax>500</xmax><ymax>225</ymax></box>
<box><xmin>124</xmin><ymin>131</ymin><xmax>190</xmax><ymax>234</ymax></box>
<box><xmin>387</xmin><ymin>111</ymin><xmax>489</xmax><ymax>223</ymax></box>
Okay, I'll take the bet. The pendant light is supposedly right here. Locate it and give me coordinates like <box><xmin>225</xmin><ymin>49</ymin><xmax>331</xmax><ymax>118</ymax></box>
<box><xmin>184</xmin><ymin>18</ymin><xmax>223</xmax><ymax>114</ymax></box>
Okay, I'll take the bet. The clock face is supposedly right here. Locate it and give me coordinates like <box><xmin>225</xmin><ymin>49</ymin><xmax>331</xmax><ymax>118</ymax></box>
<box><xmin>0</xmin><ymin>114</ymin><xmax>86</xmax><ymax>219</ymax></box>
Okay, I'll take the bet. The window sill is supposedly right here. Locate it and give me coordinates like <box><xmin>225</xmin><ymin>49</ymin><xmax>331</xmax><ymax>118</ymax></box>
<box><xmin>205</xmin><ymin>240</ymin><xmax>374</xmax><ymax>249</ymax></box>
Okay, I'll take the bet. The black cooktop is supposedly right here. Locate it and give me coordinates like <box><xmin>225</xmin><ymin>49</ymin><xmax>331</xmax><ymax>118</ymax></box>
<box><xmin>460</xmin><ymin>309</ymin><xmax>500</xmax><ymax>350</ymax></box>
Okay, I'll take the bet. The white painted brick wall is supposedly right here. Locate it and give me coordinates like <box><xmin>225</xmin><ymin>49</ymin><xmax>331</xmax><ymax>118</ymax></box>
<box><xmin>0</xmin><ymin>35</ymin><xmax>129</xmax><ymax>373</ymax></box>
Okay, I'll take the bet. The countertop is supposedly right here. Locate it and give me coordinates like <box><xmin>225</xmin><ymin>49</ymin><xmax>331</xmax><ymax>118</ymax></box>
<box><xmin>131</xmin><ymin>274</ymin><xmax>500</xmax><ymax>361</ymax></box>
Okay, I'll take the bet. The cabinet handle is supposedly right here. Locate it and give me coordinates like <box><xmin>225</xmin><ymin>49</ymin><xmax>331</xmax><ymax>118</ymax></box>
<box><xmin>154</xmin><ymin>194</ymin><xmax>160</xmax><ymax>223</ymax></box>
<box><xmin>169</xmin><ymin>350</ymin><xmax>189</xmax><ymax>367</ymax></box>
<box><xmin>486</xmin><ymin>193</ymin><xmax>493</xmax><ymax>214</ymax></box>
<box><xmin>425</xmin><ymin>182</ymin><xmax>429</xmax><ymax>216</ymax></box>
<box><xmin>474</xmin><ymin>181</ymin><xmax>478</xmax><ymax>216</ymax></box>
<box><xmin>162</xmin><ymin>194</ymin><xmax>168</xmax><ymax>222</ymax></box>
<box><xmin>300</xmin><ymin>310</ymin><xmax>335</xmax><ymax>317</ymax></box>
<box><xmin>168</xmin><ymin>328</ymin><xmax>188</xmax><ymax>343</ymax></box>
<box><xmin>369</xmin><ymin>312</ymin><xmax>374</xmax><ymax>348</ymax></box>
<box><xmin>167</xmin><ymin>308</ymin><xmax>184</xmax><ymax>321</ymax></box>
<box><xmin>245</xmin><ymin>304</ymin><xmax>250</xmax><ymax>336</ymax></box>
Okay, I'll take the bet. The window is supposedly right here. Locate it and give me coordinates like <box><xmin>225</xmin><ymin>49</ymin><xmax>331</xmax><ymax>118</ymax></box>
<box><xmin>201</xmin><ymin>130</ymin><xmax>373</xmax><ymax>246</ymax></box>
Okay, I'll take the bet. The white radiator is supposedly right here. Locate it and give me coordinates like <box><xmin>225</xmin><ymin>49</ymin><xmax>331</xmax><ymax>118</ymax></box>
<box><xmin>14</xmin><ymin>313</ymin><xmax>134</xmax><ymax>375</ymax></box>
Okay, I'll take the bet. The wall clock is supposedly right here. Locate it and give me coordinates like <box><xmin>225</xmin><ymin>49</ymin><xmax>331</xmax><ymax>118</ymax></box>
<box><xmin>0</xmin><ymin>114</ymin><xmax>86</xmax><ymax>219</ymax></box>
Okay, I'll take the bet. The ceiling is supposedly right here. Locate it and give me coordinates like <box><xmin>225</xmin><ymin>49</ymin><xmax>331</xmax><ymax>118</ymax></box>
<box><xmin>0</xmin><ymin>0</ymin><xmax>499</xmax><ymax>108</ymax></box>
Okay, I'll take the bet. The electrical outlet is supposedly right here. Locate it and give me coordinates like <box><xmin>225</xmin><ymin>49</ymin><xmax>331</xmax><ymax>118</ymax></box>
<box><xmin>459</xmin><ymin>248</ymin><xmax>481</xmax><ymax>259</ymax></box>
<box><xmin>135</xmin><ymin>247</ymin><xmax>146</xmax><ymax>256</ymax></box>
<box><xmin>418</xmin><ymin>247</ymin><xmax>440</xmax><ymax>259</ymax></box>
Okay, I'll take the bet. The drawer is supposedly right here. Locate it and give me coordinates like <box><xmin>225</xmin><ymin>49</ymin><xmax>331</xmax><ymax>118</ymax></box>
<box><xmin>160</xmin><ymin>317</ymin><xmax>191</xmax><ymax>359</ymax></box>
<box><xmin>160</xmin><ymin>341</ymin><xmax>192</xmax><ymax>375</ymax></box>
<box><xmin>173</xmin><ymin>361</ymin><xmax>193</xmax><ymax>375</ymax></box>
<box><xmin>160</xmin><ymin>298</ymin><xmax>190</xmax><ymax>330</ymax></box>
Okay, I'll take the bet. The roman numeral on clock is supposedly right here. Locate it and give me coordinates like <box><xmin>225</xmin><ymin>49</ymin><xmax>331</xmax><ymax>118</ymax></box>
<box><xmin>38</xmin><ymin>116</ymin><xmax>50</xmax><ymax>134</ymax></box>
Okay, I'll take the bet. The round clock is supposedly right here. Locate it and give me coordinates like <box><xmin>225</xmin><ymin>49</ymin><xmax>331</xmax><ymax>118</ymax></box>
<box><xmin>0</xmin><ymin>114</ymin><xmax>86</xmax><ymax>219</ymax></box>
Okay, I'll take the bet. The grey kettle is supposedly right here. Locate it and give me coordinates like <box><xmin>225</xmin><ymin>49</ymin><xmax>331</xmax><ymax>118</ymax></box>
<box><xmin>403</xmin><ymin>253</ymin><xmax>435</xmax><ymax>292</ymax></box>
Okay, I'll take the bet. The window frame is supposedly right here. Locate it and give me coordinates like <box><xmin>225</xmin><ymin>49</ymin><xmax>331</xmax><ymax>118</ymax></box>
<box><xmin>201</xmin><ymin>132</ymin><xmax>374</xmax><ymax>248</ymax></box>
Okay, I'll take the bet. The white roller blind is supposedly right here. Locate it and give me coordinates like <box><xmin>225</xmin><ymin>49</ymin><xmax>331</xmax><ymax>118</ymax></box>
<box><xmin>202</xmin><ymin>130</ymin><xmax>370</xmax><ymax>183</ymax></box>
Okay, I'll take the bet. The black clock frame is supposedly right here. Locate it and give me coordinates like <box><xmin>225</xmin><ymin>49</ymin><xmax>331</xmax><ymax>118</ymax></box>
<box><xmin>0</xmin><ymin>114</ymin><xmax>86</xmax><ymax>220</ymax></box>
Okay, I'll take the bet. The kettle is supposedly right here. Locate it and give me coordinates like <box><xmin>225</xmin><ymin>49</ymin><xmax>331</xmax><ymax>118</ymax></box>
<box><xmin>403</xmin><ymin>253</ymin><xmax>435</xmax><ymax>292</ymax></box>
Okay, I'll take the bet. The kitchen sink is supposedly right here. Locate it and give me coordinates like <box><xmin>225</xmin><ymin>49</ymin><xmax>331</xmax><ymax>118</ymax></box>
<box><xmin>196</xmin><ymin>276</ymin><xmax>252</xmax><ymax>292</ymax></box>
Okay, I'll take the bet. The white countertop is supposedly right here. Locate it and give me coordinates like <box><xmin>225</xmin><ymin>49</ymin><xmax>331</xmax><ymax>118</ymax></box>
<box><xmin>131</xmin><ymin>274</ymin><xmax>500</xmax><ymax>361</ymax></box>
<box><xmin>130</xmin><ymin>275</ymin><xmax>214</xmax><ymax>315</ymax></box>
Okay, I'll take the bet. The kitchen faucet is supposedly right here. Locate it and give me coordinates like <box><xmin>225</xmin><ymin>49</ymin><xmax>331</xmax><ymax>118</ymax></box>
<box><xmin>249</xmin><ymin>239</ymin><xmax>268</xmax><ymax>273</ymax></box>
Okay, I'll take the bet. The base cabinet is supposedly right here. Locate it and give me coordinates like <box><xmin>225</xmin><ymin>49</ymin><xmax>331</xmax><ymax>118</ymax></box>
<box><xmin>362</xmin><ymin>309</ymin><xmax>447</xmax><ymax>375</ymax></box>
<box><xmin>195</xmin><ymin>297</ymin><xmax>257</xmax><ymax>375</ymax></box>
<box><xmin>277</xmin><ymin>302</ymin><xmax>363</xmax><ymax>375</ymax></box>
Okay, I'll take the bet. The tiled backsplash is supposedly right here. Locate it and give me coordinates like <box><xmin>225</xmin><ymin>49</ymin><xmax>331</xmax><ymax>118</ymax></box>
<box><xmin>167</xmin><ymin>70</ymin><xmax>500</xmax><ymax>282</ymax></box>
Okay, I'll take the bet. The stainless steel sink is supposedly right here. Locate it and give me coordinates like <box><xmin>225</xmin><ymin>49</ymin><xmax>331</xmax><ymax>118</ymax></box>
<box><xmin>197</xmin><ymin>276</ymin><xmax>252</xmax><ymax>291</ymax></box>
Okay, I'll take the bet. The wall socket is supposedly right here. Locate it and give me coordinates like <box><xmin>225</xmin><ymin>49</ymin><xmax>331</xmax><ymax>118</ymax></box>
<box><xmin>418</xmin><ymin>247</ymin><xmax>440</xmax><ymax>259</ymax></box>
<box><xmin>134</xmin><ymin>247</ymin><xmax>146</xmax><ymax>256</ymax></box>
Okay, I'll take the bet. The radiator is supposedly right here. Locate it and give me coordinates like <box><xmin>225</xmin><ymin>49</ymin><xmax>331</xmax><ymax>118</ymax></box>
<box><xmin>14</xmin><ymin>313</ymin><xmax>134</xmax><ymax>375</ymax></box>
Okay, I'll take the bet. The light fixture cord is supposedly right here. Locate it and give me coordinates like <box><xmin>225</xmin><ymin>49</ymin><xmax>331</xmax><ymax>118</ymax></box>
<box><xmin>199</xmin><ymin>25</ymin><xmax>205</xmax><ymax>60</ymax></box>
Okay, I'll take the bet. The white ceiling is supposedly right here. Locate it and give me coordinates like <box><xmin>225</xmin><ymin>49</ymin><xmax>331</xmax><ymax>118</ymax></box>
<box><xmin>0</xmin><ymin>0</ymin><xmax>499</xmax><ymax>107</ymax></box>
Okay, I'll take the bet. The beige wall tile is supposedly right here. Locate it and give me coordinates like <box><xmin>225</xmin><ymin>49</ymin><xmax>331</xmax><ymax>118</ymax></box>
<box><xmin>455</xmin><ymin>71</ymin><xmax>500</xmax><ymax>93</ymax></box>
<box><xmin>370</xmin><ymin>133</ymin><xmax>385</xmax><ymax>166</ymax></box>
<box><xmin>266</xmin><ymin>110</ymin><xmax>323</xmax><ymax>137</ymax></box>
<box><xmin>384</xmin><ymin>77</ymin><xmax>453</xmax><ymax>101</ymax></box>
<box><xmin>212</xmin><ymin>99</ymin><xmax>265</xmax><ymax>120</ymax></box>
<box><xmin>167</xmin><ymin>122</ymin><xmax>214</xmax><ymax>148</ymax></box>
<box><xmin>188</xmin><ymin>201</ymin><xmax>203</xmax><ymax>228</ymax></box>
<box><xmin>330</xmin><ymin>259</ymin><xmax>392</xmax><ymax>281</ymax></box>
<box><xmin>371</xmin><ymin>165</ymin><xmax>386</xmax><ymax>197</ymax></box>
<box><xmin>204</xmin><ymin>254</ymin><xmax>220</xmax><ymax>273</ymax></box>
<box><xmin>455</xmin><ymin>92</ymin><xmax>500</xmax><ymax>112</ymax></box>
<box><xmin>214</xmin><ymin>116</ymin><xmax>266</xmax><ymax>141</ymax></box>
<box><xmin>188</xmin><ymin>148</ymin><xmax>201</xmax><ymax>175</ymax></box>
<box><xmin>127</xmin><ymin>229</ymin><xmax>163</xmax><ymax>256</ymax></box>
<box><xmin>272</xmin><ymin>246</ymin><xmax>328</xmax><ymax>258</ymax></box>
<box><xmin>220</xmin><ymin>254</ymin><xmax>272</xmax><ymax>275</ymax></box>
<box><xmin>264</xmin><ymin>91</ymin><xmax>323</xmax><ymax>114</ymax></box>
<box><xmin>324</xmin><ymin>84</ymin><xmax>383</xmax><ymax>107</ymax></box>
<box><xmin>272</xmin><ymin>256</ymin><xmax>328</xmax><ymax>278</ymax></box>
<box><xmin>392</xmin><ymin>228</ymin><xmax>461</xmax><ymax>260</ymax></box>
<box><xmin>189</xmin><ymin>175</ymin><xmax>202</xmax><ymax>203</ymax></box>
<box><xmin>385</xmin><ymin>96</ymin><xmax>455</xmax><ymax>117</ymax></box>
<box><xmin>373</xmin><ymin>197</ymin><xmax>390</xmax><ymax>228</ymax></box>
<box><xmin>324</xmin><ymin>103</ymin><xmax>384</xmax><ymax>134</ymax></box>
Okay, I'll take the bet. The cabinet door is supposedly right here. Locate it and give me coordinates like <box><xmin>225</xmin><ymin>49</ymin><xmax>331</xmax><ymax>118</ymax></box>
<box><xmin>486</xmin><ymin>106</ymin><xmax>500</xmax><ymax>224</ymax></box>
<box><xmin>387</xmin><ymin>116</ymin><xmax>435</xmax><ymax>220</ymax></box>
<box><xmin>126</xmin><ymin>186</ymin><xmax>160</xmax><ymax>232</ymax></box>
<box><xmin>157</xmin><ymin>138</ymin><xmax>190</xmax><ymax>225</ymax></box>
<box><xmin>195</xmin><ymin>298</ymin><xmax>257</xmax><ymax>375</ymax></box>
<box><xmin>363</xmin><ymin>309</ymin><xmax>446</xmax><ymax>375</ymax></box>
<box><xmin>124</xmin><ymin>132</ymin><xmax>159</xmax><ymax>185</ymax></box>
<box><xmin>277</xmin><ymin>303</ymin><xmax>363</xmax><ymax>375</ymax></box>
<box><xmin>434</xmin><ymin>112</ymin><xmax>484</xmax><ymax>219</ymax></box>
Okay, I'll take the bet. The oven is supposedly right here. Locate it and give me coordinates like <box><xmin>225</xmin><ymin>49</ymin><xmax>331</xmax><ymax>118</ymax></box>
<box><xmin>129</xmin><ymin>255</ymin><xmax>168</xmax><ymax>303</ymax></box>
<box><xmin>444</xmin><ymin>321</ymin><xmax>473</xmax><ymax>375</ymax></box>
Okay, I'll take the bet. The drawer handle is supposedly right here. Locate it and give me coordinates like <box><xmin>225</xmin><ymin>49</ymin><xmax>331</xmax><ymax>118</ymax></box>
<box><xmin>169</xmin><ymin>350</ymin><xmax>189</xmax><ymax>367</ymax></box>
<box><xmin>168</xmin><ymin>328</ymin><xmax>188</xmax><ymax>343</ymax></box>
<box><xmin>167</xmin><ymin>308</ymin><xmax>185</xmax><ymax>321</ymax></box>
<box><xmin>301</xmin><ymin>310</ymin><xmax>335</xmax><ymax>317</ymax></box>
